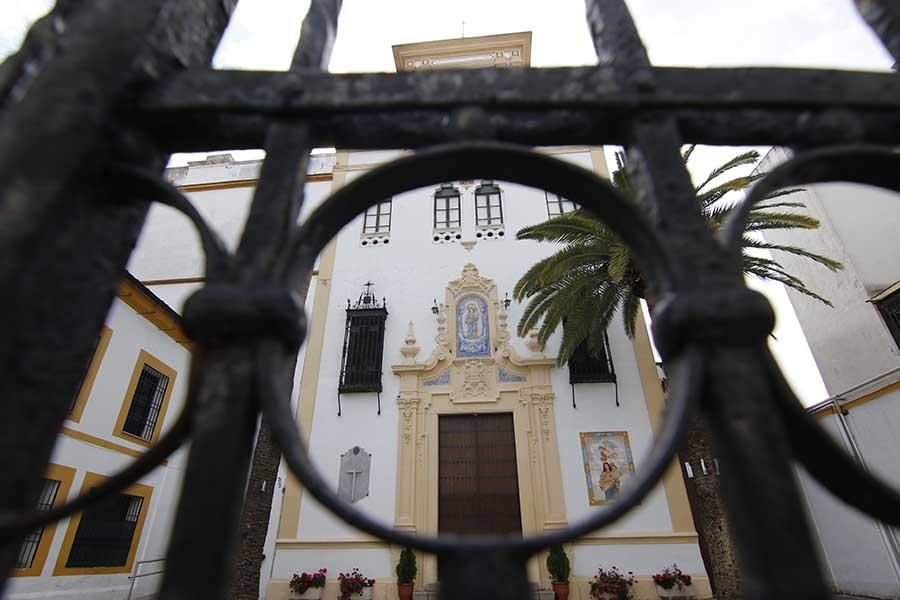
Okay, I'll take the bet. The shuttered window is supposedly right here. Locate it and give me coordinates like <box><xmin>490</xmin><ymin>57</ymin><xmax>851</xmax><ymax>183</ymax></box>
<box><xmin>339</xmin><ymin>307</ymin><xmax>388</xmax><ymax>394</ymax></box>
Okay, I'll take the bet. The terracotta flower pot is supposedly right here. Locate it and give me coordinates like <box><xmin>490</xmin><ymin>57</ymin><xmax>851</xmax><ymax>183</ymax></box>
<box><xmin>551</xmin><ymin>580</ymin><xmax>570</xmax><ymax>600</ymax></box>
<box><xmin>397</xmin><ymin>582</ymin><xmax>414</xmax><ymax>600</ymax></box>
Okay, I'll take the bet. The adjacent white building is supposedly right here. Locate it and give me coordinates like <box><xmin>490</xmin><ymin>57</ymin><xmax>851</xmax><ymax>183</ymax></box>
<box><xmin>7</xmin><ymin>277</ymin><xmax>192</xmax><ymax>600</ymax></box>
<box><xmin>759</xmin><ymin>147</ymin><xmax>900</xmax><ymax>598</ymax></box>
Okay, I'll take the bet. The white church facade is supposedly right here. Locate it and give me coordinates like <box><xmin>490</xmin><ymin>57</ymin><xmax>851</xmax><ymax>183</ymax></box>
<box><xmin>8</xmin><ymin>32</ymin><xmax>712</xmax><ymax>600</ymax></box>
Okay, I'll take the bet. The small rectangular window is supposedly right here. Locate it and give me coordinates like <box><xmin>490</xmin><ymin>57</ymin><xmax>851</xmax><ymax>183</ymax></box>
<box><xmin>875</xmin><ymin>289</ymin><xmax>900</xmax><ymax>349</ymax></box>
<box><xmin>363</xmin><ymin>200</ymin><xmax>392</xmax><ymax>234</ymax></box>
<box><xmin>546</xmin><ymin>192</ymin><xmax>576</xmax><ymax>218</ymax></box>
<box><xmin>122</xmin><ymin>364</ymin><xmax>169</xmax><ymax>441</ymax></box>
<box><xmin>65</xmin><ymin>493</ymin><xmax>144</xmax><ymax>569</ymax></box>
<box><xmin>434</xmin><ymin>184</ymin><xmax>461</xmax><ymax>230</ymax></box>
<box><xmin>475</xmin><ymin>182</ymin><xmax>503</xmax><ymax>226</ymax></box>
<box><xmin>15</xmin><ymin>479</ymin><xmax>61</xmax><ymax>569</ymax></box>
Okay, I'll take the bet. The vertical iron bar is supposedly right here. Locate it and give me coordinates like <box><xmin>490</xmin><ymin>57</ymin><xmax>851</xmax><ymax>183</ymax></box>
<box><xmin>163</xmin><ymin>2</ymin><xmax>344</xmax><ymax>598</ymax></box>
<box><xmin>585</xmin><ymin>1</ymin><xmax>831</xmax><ymax>598</ymax></box>
<box><xmin>0</xmin><ymin>0</ymin><xmax>235</xmax><ymax>588</ymax></box>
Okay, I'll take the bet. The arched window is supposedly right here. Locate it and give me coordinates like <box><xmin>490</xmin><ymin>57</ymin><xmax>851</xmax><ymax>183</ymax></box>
<box><xmin>475</xmin><ymin>181</ymin><xmax>503</xmax><ymax>226</ymax></box>
<box><xmin>433</xmin><ymin>184</ymin><xmax>461</xmax><ymax>230</ymax></box>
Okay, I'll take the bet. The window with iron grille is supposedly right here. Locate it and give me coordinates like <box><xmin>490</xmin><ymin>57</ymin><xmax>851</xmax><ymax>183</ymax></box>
<box><xmin>875</xmin><ymin>288</ymin><xmax>900</xmax><ymax>349</ymax></box>
<box><xmin>362</xmin><ymin>200</ymin><xmax>392</xmax><ymax>234</ymax></box>
<box><xmin>65</xmin><ymin>493</ymin><xmax>143</xmax><ymax>568</ymax></box>
<box><xmin>475</xmin><ymin>181</ymin><xmax>503</xmax><ymax>226</ymax></box>
<box><xmin>568</xmin><ymin>335</ymin><xmax>616</xmax><ymax>384</ymax></box>
<box><xmin>122</xmin><ymin>364</ymin><xmax>169</xmax><ymax>441</ymax></box>
<box><xmin>434</xmin><ymin>184</ymin><xmax>461</xmax><ymax>230</ymax></box>
<box><xmin>339</xmin><ymin>307</ymin><xmax>388</xmax><ymax>394</ymax></box>
<box><xmin>545</xmin><ymin>192</ymin><xmax>576</xmax><ymax>218</ymax></box>
<box><xmin>15</xmin><ymin>478</ymin><xmax>60</xmax><ymax>569</ymax></box>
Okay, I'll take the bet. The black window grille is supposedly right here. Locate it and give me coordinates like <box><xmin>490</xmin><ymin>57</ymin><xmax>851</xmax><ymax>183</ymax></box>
<box><xmin>122</xmin><ymin>364</ymin><xmax>169</xmax><ymax>441</ymax></box>
<box><xmin>475</xmin><ymin>181</ymin><xmax>503</xmax><ymax>226</ymax></box>
<box><xmin>568</xmin><ymin>335</ymin><xmax>616</xmax><ymax>385</ymax></box>
<box><xmin>65</xmin><ymin>493</ymin><xmax>143</xmax><ymax>568</ymax></box>
<box><xmin>15</xmin><ymin>478</ymin><xmax>60</xmax><ymax>569</ymax></box>
<box><xmin>434</xmin><ymin>184</ymin><xmax>461</xmax><ymax>230</ymax></box>
<box><xmin>362</xmin><ymin>200</ymin><xmax>392</xmax><ymax>234</ymax></box>
<box><xmin>545</xmin><ymin>192</ymin><xmax>576</xmax><ymax>218</ymax></box>
<box><xmin>876</xmin><ymin>289</ymin><xmax>900</xmax><ymax>349</ymax></box>
<box><xmin>69</xmin><ymin>334</ymin><xmax>102</xmax><ymax>413</ymax></box>
<box><xmin>339</xmin><ymin>308</ymin><xmax>388</xmax><ymax>395</ymax></box>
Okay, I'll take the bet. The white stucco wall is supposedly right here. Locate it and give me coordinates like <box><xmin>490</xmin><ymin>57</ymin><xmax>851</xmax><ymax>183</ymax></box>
<box><xmin>272</xmin><ymin>148</ymin><xmax>702</xmax><ymax>584</ymax></box>
<box><xmin>799</xmin><ymin>394</ymin><xmax>900</xmax><ymax>598</ymax></box>
<box><xmin>758</xmin><ymin>147</ymin><xmax>900</xmax><ymax>597</ymax></box>
<box><xmin>7</xmin><ymin>298</ymin><xmax>191</xmax><ymax>600</ymax></box>
<box><xmin>758</xmin><ymin>147</ymin><xmax>900</xmax><ymax>394</ymax></box>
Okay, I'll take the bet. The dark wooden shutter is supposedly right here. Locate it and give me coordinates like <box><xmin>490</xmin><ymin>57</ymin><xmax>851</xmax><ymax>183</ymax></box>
<box><xmin>438</xmin><ymin>413</ymin><xmax>521</xmax><ymax>536</ymax></box>
<box><xmin>339</xmin><ymin>307</ymin><xmax>387</xmax><ymax>393</ymax></box>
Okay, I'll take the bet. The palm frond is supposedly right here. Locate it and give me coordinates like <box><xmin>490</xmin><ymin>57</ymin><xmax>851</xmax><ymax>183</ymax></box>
<box><xmin>695</xmin><ymin>151</ymin><xmax>760</xmax><ymax>193</ymax></box>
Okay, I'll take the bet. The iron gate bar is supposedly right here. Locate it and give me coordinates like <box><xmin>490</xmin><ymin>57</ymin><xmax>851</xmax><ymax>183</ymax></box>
<box><xmin>139</xmin><ymin>66</ymin><xmax>900</xmax><ymax>150</ymax></box>
<box><xmin>2</xmin><ymin>0</ymin><xmax>900</xmax><ymax>599</ymax></box>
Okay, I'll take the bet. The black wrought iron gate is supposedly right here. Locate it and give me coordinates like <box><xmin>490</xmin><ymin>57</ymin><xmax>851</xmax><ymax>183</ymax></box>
<box><xmin>1</xmin><ymin>1</ymin><xmax>899</xmax><ymax>599</ymax></box>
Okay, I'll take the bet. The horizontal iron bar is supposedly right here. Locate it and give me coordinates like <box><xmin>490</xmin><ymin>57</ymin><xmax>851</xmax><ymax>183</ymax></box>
<box><xmin>138</xmin><ymin>65</ymin><xmax>900</xmax><ymax>149</ymax></box>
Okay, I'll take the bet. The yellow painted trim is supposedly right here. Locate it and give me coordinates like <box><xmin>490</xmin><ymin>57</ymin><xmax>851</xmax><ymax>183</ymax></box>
<box><xmin>274</xmin><ymin>538</ymin><xmax>388</xmax><ymax>550</ymax></box>
<box><xmin>574</xmin><ymin>531</ymin><xmax>699</xmax><ymax>545</ymax></box>
<box><xmin>116</xmin><ymin>278</ymin><xmax>192</xmax><ymax>350</ymax></box>
<box><xmin>817</xmin><ymin>380</ymin><xmax>900</xmax><ymax>417</ymax></box>
<box><xmin>177</xmin><ymin>172</ymin><xmax>332</xmax><ymax>193</ymax></box>
<box><xmin>630</xmin><ymin>309</ymin><xmax>696</xmax><ymax>532</ymax></box>
<box><xmin>112</xmin><ymin>350</ymin><xmax>177</xmax><ymax>448</ymax></box>
<box><xmin>59</xmin><ymin>426</ymin><xmax>171</xmax><ymax>463</ymax></box>
<box><xmin>53</xmin><ymin>472</ymin><xmax>154</xmax><ymax>576</ymax></box>
<box><xmin>67</xmin><ymin>326</ymin><xmax>113</xmax><ymax>424</ymax></box>
<box><xmin>10</xmin><ymin>464</ymin><xmax>77</xmax><ymax>577</ymax></box>
<box><xmin>277</xmin><ymin>152</ymin><xmax>348</xmax><ymax>539</ymax></box>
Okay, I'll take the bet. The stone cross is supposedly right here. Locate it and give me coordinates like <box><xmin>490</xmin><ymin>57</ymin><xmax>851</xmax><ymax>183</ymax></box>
<box><xmin>338</xmin><ymin>446</ymin><xmax>371</xmax><ymax>504</ymax></box>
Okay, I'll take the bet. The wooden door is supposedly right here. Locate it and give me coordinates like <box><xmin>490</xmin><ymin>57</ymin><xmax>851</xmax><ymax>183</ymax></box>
<box><xmin>438</xmin><ymin>413</ymin><xmax>522</xmax><ymax>536</ymax></box>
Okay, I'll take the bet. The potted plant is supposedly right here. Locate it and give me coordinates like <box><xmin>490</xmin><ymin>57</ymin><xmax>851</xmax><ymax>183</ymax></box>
<box><xmin>546</xmin><ymin>545</ymin><xmax>571</xmax><ymax>600</ymax></box>
<box><xmin>339</xmin><ymin>568</ymin><xmax>375</xmax><ymax>600</ymax></box>
<box><xmin>396</xmin><ymin>548</ymin><xmax>417</xmax><ymax>600</ymax></box>
<box><xmin>652</xmin><ymin>565</ymin><xmax>694</xmax><ymax>599</ymax></box>
<box><xmin>290</xmin><ymin>568</ymin><xmax>327</xmax><ymax>599</ymax></box>
<box><xmin>589</xmin><ymin>566</ymin><xmax>635</xmax><ymax>600</ymax></box>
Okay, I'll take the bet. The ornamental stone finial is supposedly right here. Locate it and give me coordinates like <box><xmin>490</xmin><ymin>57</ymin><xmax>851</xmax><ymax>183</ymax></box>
<box><xmin>400</xmin><ymin>321</ymin><xmax>420</xmax><ymax>363</ymax></box>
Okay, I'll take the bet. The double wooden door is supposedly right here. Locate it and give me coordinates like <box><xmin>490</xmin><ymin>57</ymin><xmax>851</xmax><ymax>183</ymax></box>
<box><xmin>438</xmin><ymin>413</ymin><xmax>522</xmax><ymax>536</ymax></box>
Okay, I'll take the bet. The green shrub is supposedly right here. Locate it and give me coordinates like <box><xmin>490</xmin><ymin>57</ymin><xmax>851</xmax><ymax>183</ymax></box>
<box><xmin>546</xmin><ymin>545</ymin><xmax>570</xmax><ymax>583</ymax></box>
<box><xmin>396</xmin><ymin>548</ymin><xmax>417</xmax><ymax>585</ymax></box>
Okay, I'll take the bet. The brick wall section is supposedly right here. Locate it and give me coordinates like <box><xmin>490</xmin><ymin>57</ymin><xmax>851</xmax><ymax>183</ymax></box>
<box><xmin>681</xmin><ymin>415</ymin><xmax>743</xmax><ymax>599</ymax></box>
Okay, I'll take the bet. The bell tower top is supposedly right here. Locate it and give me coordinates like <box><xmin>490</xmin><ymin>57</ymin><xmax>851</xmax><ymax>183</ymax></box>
<box><xmin>392</xmin><ymin>31</ymin><xmax>532</xmax><ymax>72</ymax></box>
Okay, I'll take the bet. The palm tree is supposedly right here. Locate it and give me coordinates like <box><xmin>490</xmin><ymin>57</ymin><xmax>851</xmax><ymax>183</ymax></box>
<box><xmin>513</xmin><ymin>147</ymin><xmax>841</xmax><ymax>599</ymax></box>
<box><xmin>513</xmin><ymin>147</ymin><xmax>841</xmax><ymax>364</ymax></box>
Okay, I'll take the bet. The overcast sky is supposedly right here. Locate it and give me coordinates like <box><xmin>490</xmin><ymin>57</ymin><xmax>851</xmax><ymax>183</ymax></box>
<box><xmin>3</xmin><ymin>1</ymin><xmax>893</xmax><ymax>406</ymax></box>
